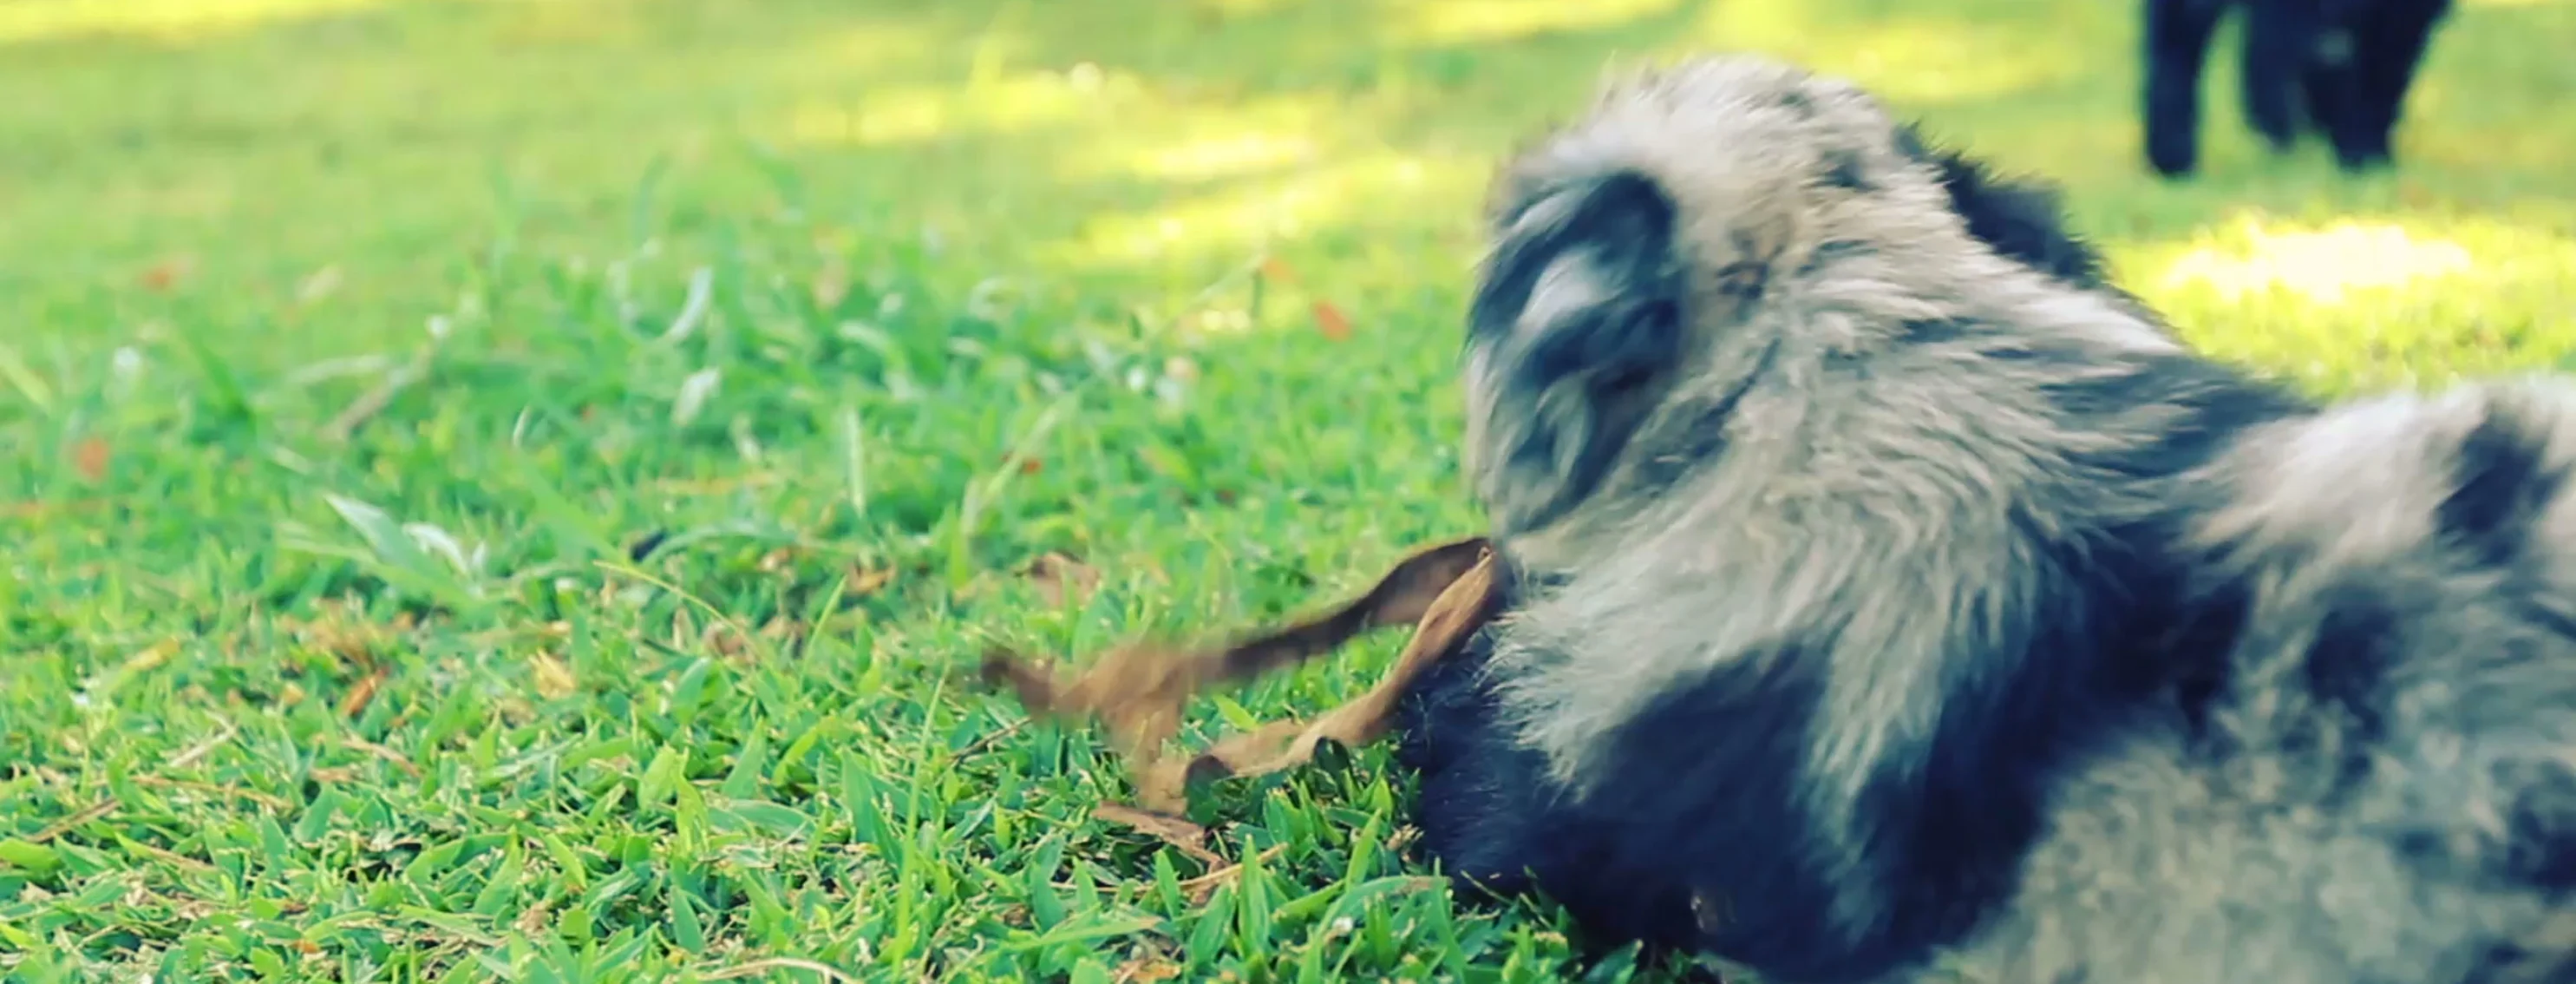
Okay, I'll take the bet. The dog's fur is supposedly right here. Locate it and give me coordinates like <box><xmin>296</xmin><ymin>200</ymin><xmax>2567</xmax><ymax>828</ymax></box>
<box><xmin>2143</xmin><ymin>0</ymin><xmax>2454</xmax><ymax>177</ymax></box>
<box><xmin>1395</xmin><ymin>53</ymin><xmax>2576</xmax><ymax>983</ymax></box>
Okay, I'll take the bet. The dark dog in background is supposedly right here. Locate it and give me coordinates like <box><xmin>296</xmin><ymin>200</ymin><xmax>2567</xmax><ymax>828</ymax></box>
<box><xmin>2143</xmin><ymin>0</ymin><xmax>2454</xmax><ymax>176</ymax></box>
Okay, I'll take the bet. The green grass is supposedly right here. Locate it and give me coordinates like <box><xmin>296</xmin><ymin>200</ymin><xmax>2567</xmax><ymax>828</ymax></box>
<box><xmin>3</xmin><ymin>0</ymin><xmax>2573</xmax><ymax>980</ymax></box>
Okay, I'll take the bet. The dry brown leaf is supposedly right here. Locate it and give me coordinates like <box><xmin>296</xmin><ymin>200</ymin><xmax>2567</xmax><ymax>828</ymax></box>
<box><xmin>708</xmin><ymin>626</ymin><xmax>750</xmax><ymax>659</ymax></box>
<box><xmin>758</xmin><ymin>547</ymin><xmax>797</xmax><ymax>574</ymax></box>
<box><xmin>29</xmin><ymin>799</ymin><xmax>117</xmax><ymax>844</ymax></box>
<box><xmin>515</xmin><ymin>900</ymin><xmax>552</xmax><ymax>937</ymax></box>
<box><xmin>1257</xmin><ymin>255</ymin><xmax>1302</xmax><ymax>287</ymax></box>
<box><xmin>337</xmin><ymin>669</ymin><xmax>386</xmax><ymax>719</ymax></box>
<box><xmin>282</xmin><ymin>602</ymin><xmax>388</xmax><ymax>672</ymax></box>
<box><xmin>1311</xmin><ymin>300</ymin><xmax>1352</xmax><ymax>341</ymax></box>
<box><xmin>343</xmin><ymin>736</ymin><xmax>421</xmax><ymax>777</ymax></box>
<box><xmin>139</xmin><ymin>256</ymin><xmax>195</xmax><ymax>292</ymax></box>
<box><xmin>1094</xmin><ymin>803</ymin><xmax>1226</xmax><ymax>868</ymax></box>
<box><xmin>1115</xmin><ymin>954</ymin><xmax>1185</xmax><ymax>984</ymax></box>
<box><xmin>530</xmin><ymin>653</ymin><xmax>577</xmax><ymax>699</ymax></box>
<box><xmin>1024</xmin><ymin>552</ymin><xmax>1102</xmax><ymax>608</ymax></box>
<box><xmin>848</xmin><ymin>566</ymin><xmax>894</xmax><ymax>596</ymax></box>
<box><xmin>981</xmin><ymin>536</ymin><xmax>1496</xmax><ymax>815</ymax></box>
<box><xmin>125</xmin><ymin>640</ymin><xmax>177</xmax><ymax>674</ymax></box>
<box><xmin>758</xmin><ymin>616</ymin><xmax>807</xmax><ymax>644</ymax></box>
<box><xmin>72</xmin><ymin>437</ymin><xmax>110</xmax><ymax>482</ymax></box>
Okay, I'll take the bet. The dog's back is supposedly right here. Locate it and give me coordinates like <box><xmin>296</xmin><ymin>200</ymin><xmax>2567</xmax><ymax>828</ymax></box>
<box><xmin>1931</xmin><ymin>381</ymin><xmax>2576</xmax><ymax>983</ymax></box>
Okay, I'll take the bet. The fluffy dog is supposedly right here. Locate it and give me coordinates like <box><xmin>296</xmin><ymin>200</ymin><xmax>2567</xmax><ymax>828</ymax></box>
<box><xmin>1394</xmin><ymin>53</ymin><xmax>2576</xmax><ymax>983</ymax></box>
<box><xmin>2142</xmin><ymin>0</ymin><xmax>2455</xmax><ymax>176</ymax></box>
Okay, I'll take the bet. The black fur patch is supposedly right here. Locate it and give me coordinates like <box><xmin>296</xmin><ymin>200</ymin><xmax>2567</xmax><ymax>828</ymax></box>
<box><xmin>1566</xmin><ymin>648</ymin><xmax>1863</xmax><ymax>976</ymax></box>
<box><xmin>1896</xmin><ymin>129</ymin><xmax>2113</xmax><ymax>291</ymax></box>
<box><xmin>1391</xmin><ymin>624</ymin><xmax>1550</xmax><ymax>903</ymax></box>
<box><xmin>1469</xmin><ymin>170</ymin><xmax>1689</xmax><ymax>534</ymax></box>
<box><xmin>1796</xmin><ymin>239</ymin><xmax>1873</xmax><ymax>277</ymax></box>
<box><xmin>2439</xmin><ymin>404</ymin><xmax>2568</xmax><ymax>567</ymax></box>
<box><xmin>2498</xmin><ymin>758</ymin><xmax>2576</xmax><ymax>894</ymax></box>
<box><xmin>1472</xmin><ymin>174</ymin><xmax>1677</xmax><ymax>342</ymax></box>
<box><xmin>1820</xmin><ymin>148</ymin><xmax>1874</xmax><ymax>192</ymax></box>
<box><xmin>2459</xmin><ymin>942</ymin><xmax>2576</xmax><ymax>984</ymax></box>
<box><xmin>2293</xmin><ymin>583</ymin><xmax>2401</xmax><ymax>795</ymax></box>
<box><xmin>2040</xmin><ymin>349</ymin><xmax>2316</xmax><ymax>718</ymax></box>
<box><xmin>1899</xmin><ymin>318</ymin><xmax>1973</xmax><ymax>345</ymax></box>
<box><xmin>1391</xmin><ymin>556</ymin><xmax>1841</xmax><ymax>971</ymax></box>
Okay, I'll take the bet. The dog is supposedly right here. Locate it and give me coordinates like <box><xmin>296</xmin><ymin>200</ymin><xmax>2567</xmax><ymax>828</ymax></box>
<box><xmin>1394</xmin><ymin>52</ymin><xmax>2576</xmax><ymax>983</ymax></box>
<box><xmin>2142</xmin><ymin>0</ymin><xmax>2454</xmax><ymax>176</ymax></box>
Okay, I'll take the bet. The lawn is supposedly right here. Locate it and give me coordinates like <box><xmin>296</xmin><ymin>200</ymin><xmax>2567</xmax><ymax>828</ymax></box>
<box><xmin>3</xmin><ymin>0</ymin><xmax>2573</xmax><ymax>980</ymax></box>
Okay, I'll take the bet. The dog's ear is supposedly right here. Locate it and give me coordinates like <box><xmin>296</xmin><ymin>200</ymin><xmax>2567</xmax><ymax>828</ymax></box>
<box><xmin>1893</xmin><ymin>123</ymin><xmax>2112</xmax><ymax>292</ymax></box>
<box><xmin>1470</xmin><ymin>170</ymin><xmax>1685</xmax><ymax>390</ymax></box>
<box><xmin>1465</xmin><ymin>169</ymin><xmax>1688</xmax><ymax>534</ymax></box>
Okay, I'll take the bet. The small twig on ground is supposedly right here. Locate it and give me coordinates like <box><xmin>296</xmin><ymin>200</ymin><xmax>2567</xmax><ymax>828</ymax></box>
<box><xmin>1093</xmin><ymin>803</ymin><xmax>1227</xmax><ymax>869</ymax></box>
<box><xmin>343</xmin><ymin>735</ymin><xmax>422</xmax><ymax>777</ymax></box>
<box><xmin>30</xmin><ymin>798</ymin><xmax>118</xmax><ymax>843</ymax></box>
<box><xmin>951</xmin><ymin>718</ymin><xmax>1028</xmax><ymax>760</ymax></box>
<box><xmin>131</xmin><ymin>775</ymin><xmax>293</xmax><ymax>811</ymax></box>
<box><xmin>124</xmin><ymin>839</ymin><xmax>219</xmax><ymax>875</ymax></box>
<box><xmin>167</xmin><ymin>723</ymin><xmax>238</xmax><ymax>771</ymax></box>
<box><xmin>1177</xmin><ymin>843</ymin><xmax>1291</xmax><ymax>903</ymax></box>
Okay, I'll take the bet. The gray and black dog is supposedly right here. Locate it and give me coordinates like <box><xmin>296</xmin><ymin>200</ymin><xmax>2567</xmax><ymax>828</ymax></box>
<box><xmin>1393</xmin><ymin>52</ymin><xmax>2576</xmax><ymax>983</ymax></box>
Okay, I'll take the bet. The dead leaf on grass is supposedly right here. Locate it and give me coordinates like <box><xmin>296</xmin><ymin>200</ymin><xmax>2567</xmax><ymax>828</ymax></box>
<box><xmin>979</xmin><ymin>537</ymin><xmax>1497</xmax><ymax>815</ymax></box>
<box><xmin>1023</xmin><ymin>552</ymin><xmax>1101</xmax><ymax>607</ymax></box>
<box><xmin>1115</xmin><ymin>954</ymin><xmax>1184</xmax><ymax>984</ymax></box>
<box><xmin>280</xmin><ymin>602</ymin><xmax>392</xmax><ymax>672</ymax></box>
<box><xmin>139</xmin><ymin>255</ymin><xmax>195</xmax><ymax>292</ymax></box>
<box><xmin>1257</xmin><ymin>255</ymin><xmax>1302</xmax><ymax>287</ymax></box>
<box><xmin>1093</xmin><ymin>803</ymin><xmax>1226</xmax><ymax>869</ymax></box>
<box><xmin>530</xmin><ymin>652</ymin><xmax>577</xmax><ymax>699</ymax></box>
<box><xmin>1311</xmin><ymin>300</ymin><xmax>1352</xmax><ymax>341</ymax></box>
<box><xmin>337</xmin><ymin>669</ymin><xmax>386</xmax><ymax>718</ymax></box>
<box><xmin>71</xmin><ymin>437</ymin><xmax>110</xmax><ymax>482</ymax></box>
<box><xmin>124</xmin><ymin>640</ymin><xmax>177</xmax><ymax>674</ymax></box>
<box><xmin>515</xmin><ymin>900</ymin><xmax>552</xmax><ymax>937</ymax></box>
<box><xmin>848</xmin><ymin>565</ymin><xmax>894</xmax><ymax>597</ymax></box>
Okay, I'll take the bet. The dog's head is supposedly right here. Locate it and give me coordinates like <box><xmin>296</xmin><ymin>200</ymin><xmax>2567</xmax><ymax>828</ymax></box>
<box><xmin>1461</xmin><ymin>54</ymin><xmax>2141</xmax><ymax>551</ymax></box>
